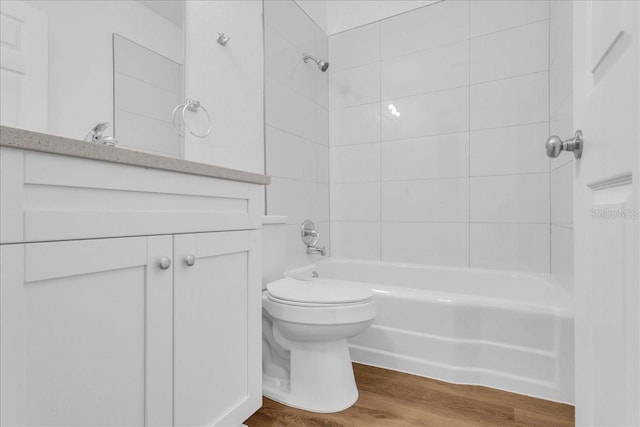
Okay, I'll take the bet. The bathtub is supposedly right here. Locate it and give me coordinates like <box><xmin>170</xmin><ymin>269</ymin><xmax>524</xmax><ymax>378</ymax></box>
<box><xmin>287</xmin><ymin>259</ymin><xmax>574</xmax><ymax>404</ymax></box>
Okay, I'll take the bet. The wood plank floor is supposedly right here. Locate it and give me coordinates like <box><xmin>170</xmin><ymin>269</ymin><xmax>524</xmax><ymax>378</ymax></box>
<box><xmin>246</xmin><ymin>363</ymin><xmax>574</xmax><ymax>426</ymax></box>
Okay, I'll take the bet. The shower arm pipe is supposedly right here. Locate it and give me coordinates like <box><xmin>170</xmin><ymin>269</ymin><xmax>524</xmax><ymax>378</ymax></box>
<box><xmin>302</xmin><ymin>53</ymin><xmax>319</xmax><ymax>63</ymax></box>
<box><xmin>302</xmin><ymin>53</ymin><xmax>329</xmax><ymax>72</ymax></box>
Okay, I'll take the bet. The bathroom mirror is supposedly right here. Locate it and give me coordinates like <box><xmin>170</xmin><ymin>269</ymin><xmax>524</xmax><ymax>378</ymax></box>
<box><xmin>0</xmin><ymin>0</ymin><xmax>184</xmax><ymax>151</ymax></box>
<box><xmin>113</xmin><ymin>34</ymin><xmax>184</xmax><ymax>157</ymax></box>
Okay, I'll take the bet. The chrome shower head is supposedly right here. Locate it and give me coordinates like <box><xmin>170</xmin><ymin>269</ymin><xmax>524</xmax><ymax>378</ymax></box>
<box><xmin>303</xmin><ymin>54</ymin><xmax>329</xmax><ymax>72</ymax></box>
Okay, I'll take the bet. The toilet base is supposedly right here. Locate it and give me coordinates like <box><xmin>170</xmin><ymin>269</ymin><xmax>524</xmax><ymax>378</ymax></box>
<box><xmin>263</xmin><ymin>339</ymin><xmax>358</xmax><ymax>413</ymax></box>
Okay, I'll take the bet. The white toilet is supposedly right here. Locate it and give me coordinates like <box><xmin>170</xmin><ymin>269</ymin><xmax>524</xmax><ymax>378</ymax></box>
<box><xmin>261</xmin><ymin>218</ymin><xmax>376</xmax><ymax>413</ymax></box>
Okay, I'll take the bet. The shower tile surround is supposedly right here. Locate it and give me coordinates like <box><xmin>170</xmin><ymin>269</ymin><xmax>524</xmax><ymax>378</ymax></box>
<box><xmin>265</xmin><ymin>0</ymin><xmax>573</xmax><ymax>277</ymax></box>
<box><xmin>328</xmin><ymin>0</ymin><xmax>555</xmax><ymax>272</ymax></box>
<box><xmin>264</xmin><ymin>0</ymin><xmax>329</xmax><ymax>271</ymax></box>
<box><xmin>549</xmin><ymin>0</ymin><xmax>574</xmax><ymax>290</ymax></box>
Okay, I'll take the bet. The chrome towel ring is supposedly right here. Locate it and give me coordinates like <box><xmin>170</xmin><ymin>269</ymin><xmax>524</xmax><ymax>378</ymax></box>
<box><xmin>172</xmin><ymin>98</ymin><xmax>212</xmax><ymax>138</ymax></box>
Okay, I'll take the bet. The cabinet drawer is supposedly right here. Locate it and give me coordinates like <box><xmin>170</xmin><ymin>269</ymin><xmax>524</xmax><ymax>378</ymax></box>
<box><xmin>1</xmin><ymin>148</ymin><xmax>263</xmax><ymax>243</ymax></box>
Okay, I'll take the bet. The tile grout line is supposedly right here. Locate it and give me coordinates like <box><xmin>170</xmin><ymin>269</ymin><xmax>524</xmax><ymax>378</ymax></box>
<box><xmin>330</xmin><ymin>69</ymin><xmax>549</xmax><ymax>115</ymax></box>
<box><xmin>333</xmin><ymin>120</ymin><xmax>551</xmax><ymax>147</ymax></box>
<box><xmin>330</xmin><ymin>170</ymin><xmax>553</xmax><ymax>185</ymax></box>
<box><xmin>330</xmin><ymin>16</ymin><xmax>549</xmax><ymax>71</ymax></box>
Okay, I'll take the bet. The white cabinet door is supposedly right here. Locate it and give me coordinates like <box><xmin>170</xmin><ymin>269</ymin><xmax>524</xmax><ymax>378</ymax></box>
<box><xmin>173</xmin><ymin>230</ymin><xmax>261</xmax><ymax>426</ymax></box>
<box><xmin>0</xmin><ymin>236</ymin><xmax>173</xmax><ymax>427</ymax></box>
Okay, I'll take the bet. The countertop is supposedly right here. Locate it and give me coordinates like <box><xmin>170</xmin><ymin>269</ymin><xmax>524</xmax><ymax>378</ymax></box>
<box><xmin>0</xmin><ymin>126</ymin><xmax>270</xmax><ymax>185</ymax></box>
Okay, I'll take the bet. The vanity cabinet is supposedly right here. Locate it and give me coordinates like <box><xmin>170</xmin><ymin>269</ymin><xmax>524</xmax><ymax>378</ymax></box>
<box><xmin>0</xmin><ymin>236</ymin><xmax>174</xmax><ymax>426</ymax></box>
<box><xmin>0</xmin><ymin>146</ymin><xmax>264</xmax><ymax>426</ymax></box>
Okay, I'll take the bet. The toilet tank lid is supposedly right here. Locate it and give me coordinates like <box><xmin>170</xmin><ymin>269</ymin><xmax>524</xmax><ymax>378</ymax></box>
<box><xmin>266</xmin><ymin>277</ymin><xmax>372</xmax><ymax>304</ymax></box>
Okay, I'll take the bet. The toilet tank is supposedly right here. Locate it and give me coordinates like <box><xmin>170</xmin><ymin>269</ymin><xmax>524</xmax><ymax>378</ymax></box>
<box><xmin>261</xmin><ymin>216</ymin><xmax>288</xmax><ymax>289</ymax></box>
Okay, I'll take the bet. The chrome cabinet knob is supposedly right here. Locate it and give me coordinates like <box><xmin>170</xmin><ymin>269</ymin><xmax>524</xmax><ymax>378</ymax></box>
<box><xmin>185</xmin><ymin>255</ymin><xmax>196</xmax><ymax>267</ymax></box>
<box><xmin>545</xmin><ymin>130</ymin><xmax>583</xmax><ymax>159</ymax></box>
<box><xmin>159</xmin><ymin>257</ymin><xmax>172</xmax><ymax>270</ymax></box>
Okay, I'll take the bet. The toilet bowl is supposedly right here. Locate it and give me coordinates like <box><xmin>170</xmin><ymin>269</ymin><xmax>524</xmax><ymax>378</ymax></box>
<box><xmin>262</xmin><ymin>277</ymin><xmax>376</xmax><ymax>413</ymax></box>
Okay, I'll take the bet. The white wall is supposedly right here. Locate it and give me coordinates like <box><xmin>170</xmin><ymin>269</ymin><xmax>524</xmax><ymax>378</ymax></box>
<box><xmin>27</xmin><ymin>0</ymin><xmax>182</xmax><ymax>141</ymax></box>
<box><xmin>183</xmin><ymin>0</ymin><xmax>264</xmax><ymax>173</ymax></box>
<box><xmin>264</xmin><ymin>0</ymin><xmax>329</xmax><ymax>271</ymax></box>
<box><xmin>549</xmin><ymin>0</ymin><xmax>574</xmax><ymax>292</ymax></box>
<box><xmin>329</xmin><ymin>0</ymin><xmax>552</xmax><ymax>273</ymax></box>
<box><xmin>295</xmin><ymin>0</ymin><xmax>437</xmax><ymax>35</ymax></box>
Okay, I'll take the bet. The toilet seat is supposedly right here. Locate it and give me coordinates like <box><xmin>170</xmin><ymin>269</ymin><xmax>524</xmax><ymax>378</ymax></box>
<box><xmin>267</xmin><ymin>294</ymin><xmax>372</xmax><ymax>307</ymax></box>
<box><xmin>263</xmin><ymin>278</ymin><xmax>376</xmax><ymax>325</ymax></box>
<box><xmin>266</xmin><ymin>277</ymin><xmax>373</xmax><ymax>306</ymax></box>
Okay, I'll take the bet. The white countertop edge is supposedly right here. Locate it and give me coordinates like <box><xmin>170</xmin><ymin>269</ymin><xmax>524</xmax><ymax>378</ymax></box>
<box><xmin>0</xmin><ymin>126</ymin><xmax>271</xmax><ymax>185</ymax></box>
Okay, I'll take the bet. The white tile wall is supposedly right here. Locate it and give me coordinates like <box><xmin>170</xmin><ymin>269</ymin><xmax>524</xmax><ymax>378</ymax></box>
<box><xmin>330</xmin><ymin>143</ymin><xmax>380</xmax><ymax>183</ymax></box>
<box><xmin>266</xmin><ymin>126</ymin><xmax>318</xmax><ymax>182</ymax></box>
<box><xmin>470</xmin><ymin>174</ymin><xmax>550</xmax><ymax>223</ymax></box>
<box><xmin>316</xmin><ymin>144</ymin><xmax>329</xmax><ymax>183</ymax></box>
<box><xmin>328</xmin><ymin>0</ymin><xmax>554</xmax><ymax>274</ymax></box>
<box><xmin>470</xmin><ymin>20</ymin><xmax>549</xmax><ymax>84</ymax></box>
<box><xmin>550</xmin><ymin>62</ymin><xmax>572</xmax><ymax>119</ymax></box>
<box><xmin>330</xmin><ymin>103</ymin><xmax>380</xmax><ymax>146</ymax></box>
<box><xmin>551</xmin><ymin>161</ymin><xmax>573</xmax><ymax>228</ymax></box>
<box><xmin>549</xmin><ymin>99</ymin><xmax>574</xmax><ymax>171</ymax></box>
<box><xmin>267</xmin><ymin>178</ymin><xmax>322</xmax><ymax>224</ymax></box>
<box><xmin>381</xmin><ymin>133</ymin><xmax>469</xmax><ymax>180</ymax></box>
<box><xmin>266</xmin><ymin>80</ymin><xmax>322</xmax><ymax>143</ymax></box>
<box><xmin>381</xmin><ymin>87</ymin><xmax>470</xmax><ymax>140</ymax></box>
<box><xmin>470</xmin><ymin>0</ymin><xmax>549</xmax><ymax>38</ymax></box>
<box><xmin>381</xmin><ymin>40</ymin><xmax>469</xmax><ymax>99</ymax></box>
<box><xmin>551</xmin><ymin>224</ymin><xmax>573</xmax><ymax>293</ymax></box>
<box><xmin>470</xmin><ymin>123</ymin><xmax>550</xmax><ymax>176</ymax></box>
<box><xmin>549</xmin><ymin>0</ymin><xmax>573</xmax><ymax>289</ymax></box>
<box><xmin>264</xmin><ymin>0</ymin><xmax>317</xmax><ymax>49</ymax></box>
<box><xmin>264</xmin><ymin>24</ymin><xmax>316</xmax><ymax>103</ymax></box>
<box><xmin>380</xmin><ymin>0</ymin><xmax>469</xmax><ymax>59</ymax></box>
<box><xmin>382</xmin><ymin>222</ymin><xmax>469</xmax><ymax>267</ymax></box>
<box><xmin>381</xmin><ymin>179</ymin><xmax>469</xmax><ymax>223</ymax></box>
<box><xmin>470</xmin><ymin>223</ymin><xmax>550</xmax><ymax>272</ymax></box>
<box><xmin>329</xmin><ymin>62</ymin><xmax>380</xmax><ymax>108</ymax></box>
<box><xmin>331</xmin><ymin>222</ymin><xmax>380</xmax><ymax>261</ymax></box>
<box><xmin>265</xmin><ymin>0</ymin><xmax>330</xmax><ymax>271</ymax></box>
<box><xmin>331</xmin><ymin>183</ymin><xmax>379</xmax><ymax>222</ymax></box>
<box><xmin>470</xmin><ymin>71</ymin><xmax>549</xmax><ymax>130</ymax></box>
<box><xmin>329</xmin><ymin>22</ymin><xmax>380</xmax><ymax>71</ymax></box>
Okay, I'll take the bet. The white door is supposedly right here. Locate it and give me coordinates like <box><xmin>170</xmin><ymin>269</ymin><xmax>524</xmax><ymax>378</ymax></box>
<box><xmin>0</xmin><ymin>0</ymin><xmax>47</xmax><ymax>131</ymax></box>
<box><xmin>173</xmin><ymin>230</ymin><xmax>261</xmax><ymax>426</ymax></box>
<box><xmin>573</xmin><ymin>1</ymin><xmax>640</xmax><ymax>425</ymax></box>
<box><xmin>0</xmin><ymin>236</ymin><xmax>173</xmax><ymax>426</ymax></box>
